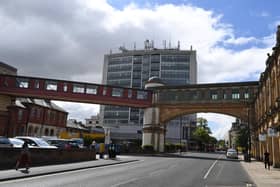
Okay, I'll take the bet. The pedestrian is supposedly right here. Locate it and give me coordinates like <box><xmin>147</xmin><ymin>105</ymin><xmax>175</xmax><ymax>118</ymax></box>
<box><xmin>15</xmin><ymin>142</ymin><xmax>31</xmax><ymax>171</ymax></box>
<box><xmin>91</xmin><ymin>140</ymin><xmax>96</xmax><ymax>150</ymax></box>
<box><xmin>264</xmin><ymin>150</ymin><xmax>270</xmax><ymax>170</ymax></box>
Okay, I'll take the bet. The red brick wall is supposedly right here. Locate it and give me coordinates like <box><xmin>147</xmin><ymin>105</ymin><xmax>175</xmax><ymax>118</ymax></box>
<box><xmin>0</xmin><ymin>148</ymin><xmax>96</xmax><ymax>170</ymax></box>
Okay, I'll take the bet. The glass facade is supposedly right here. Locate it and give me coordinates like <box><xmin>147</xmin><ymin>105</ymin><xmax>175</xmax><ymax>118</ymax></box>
<box><xmin>101</xmin><ymin>48</ymin><xmax>197</xmax><ymax>141</ymax></box>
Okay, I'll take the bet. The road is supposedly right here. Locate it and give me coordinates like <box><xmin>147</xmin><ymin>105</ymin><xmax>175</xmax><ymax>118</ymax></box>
<box><xmin>0</xmin><ymin>152</ymin><xmax>254</xmax><ymax>187</ymax></box>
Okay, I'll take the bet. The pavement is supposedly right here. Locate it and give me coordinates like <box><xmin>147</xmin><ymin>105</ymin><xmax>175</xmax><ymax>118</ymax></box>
<box><xmin>0</xmin><ymin>155</ymin><xmax>138</xmax><ymax>182</ymax></box>
<box><xmin>239</xmin><ymin>155</ymin><xmax>280</xmax><ymax>187</ymax></box>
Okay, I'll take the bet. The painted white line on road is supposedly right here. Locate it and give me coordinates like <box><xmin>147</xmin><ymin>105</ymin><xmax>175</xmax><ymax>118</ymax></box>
<box><xmin>0</xmin><ymin>160</ymin><xmax>144</xmax><ymax>185</ymax></box>
<box><xmin>111</xmin><ymin>177</ymin><xmax>139</xmax><ymax>187</ymax></box>
<box><xmin>203</xmin><ymin>155</ymin><xmax>223</xmax><ymax>180</ymax></box>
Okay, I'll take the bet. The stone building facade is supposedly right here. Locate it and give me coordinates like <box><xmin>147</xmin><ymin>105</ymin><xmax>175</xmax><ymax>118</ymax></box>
<box><xmin>228</xmin><ymin>119</ymin><xmax>247</xmax><ymax>149</ymax></box>
<box><xmin>252</xmin><ymin>25</ymin><xmax>280</xmax><ymax>167</ymax></box>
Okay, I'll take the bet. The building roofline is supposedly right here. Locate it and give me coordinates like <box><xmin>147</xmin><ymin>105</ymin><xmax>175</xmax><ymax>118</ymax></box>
<box><xmin>155</xmin><ymin>81</ymin><xmax>259</xmax><ymax>90</ymax></box>
<box><xmin>105</xmin><ymin>48</ymin><xmax>196</xmax><ymax>57</ymax></box>
<box><xmin>0</xmin><ymin>61</ymin><xmax>17</xmax><ymax>72</ymax></box>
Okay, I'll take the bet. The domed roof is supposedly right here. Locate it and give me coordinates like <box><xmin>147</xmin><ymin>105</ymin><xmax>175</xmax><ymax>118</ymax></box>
<box><xmin>147</xmin><ymin>76</ymin><xmax>164</xmax><ymax>84</ymax></box>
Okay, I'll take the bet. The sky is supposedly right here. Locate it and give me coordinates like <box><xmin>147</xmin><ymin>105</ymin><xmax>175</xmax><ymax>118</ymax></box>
<box><xmin>0</xmin><ymin>0</ymin><xmax>279</xmax><ymax>139</ymax></box>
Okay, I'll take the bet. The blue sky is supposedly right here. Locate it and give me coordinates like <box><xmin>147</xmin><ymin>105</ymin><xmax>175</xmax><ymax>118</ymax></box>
<box><xmin>108</xmin><ymin>0</ymin><xmax>280</xmax><ymax>38</ymax></box>
<box><xmin>108</xmin><ymin>0</ymin><xmax>279</xmax><ymax>53</ymax></box>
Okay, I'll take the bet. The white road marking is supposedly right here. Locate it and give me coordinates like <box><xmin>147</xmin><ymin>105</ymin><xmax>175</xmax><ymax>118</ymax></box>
<box><xmin>203</xmin><ymin>155</ymin><xmax>223</xmax><ymax>180</ymax></box>
<box><xmin>110</xmin><ymin>177</ymin><xmax>139</xmax><ymax>187</ymax></box>
<box><xmin>0</xmin><ymin>160</ymin><xmax>143</xmax><ymax>185</ymax></box>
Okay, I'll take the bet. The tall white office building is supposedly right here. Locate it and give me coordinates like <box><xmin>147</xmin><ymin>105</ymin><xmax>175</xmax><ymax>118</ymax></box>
<box><xmin>100</xmin><ymin>40</ymin><xmax>197</xmax><ymax>143</ymax></box>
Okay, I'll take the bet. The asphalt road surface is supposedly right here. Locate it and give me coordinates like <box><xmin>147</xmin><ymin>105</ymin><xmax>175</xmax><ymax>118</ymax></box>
<box><xmin>0</xmin><ymin>152</ymin><xmax>254</xmax><ymax>187</ymax></box>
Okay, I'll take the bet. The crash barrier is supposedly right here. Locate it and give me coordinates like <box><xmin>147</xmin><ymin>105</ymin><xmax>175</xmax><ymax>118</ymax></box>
<box><xmin>0</xmin><ymin>147</ymin><xmax>96</xmax><ymax>170</ymax></box>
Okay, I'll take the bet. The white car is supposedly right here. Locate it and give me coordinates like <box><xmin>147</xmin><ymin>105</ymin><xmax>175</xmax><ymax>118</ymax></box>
<box><xmin>14</xmin><ymin>136</ymin><xmax>57</xmax><ymax>149</ymax></box>
<box><xmin>226</xmin><ymin>148</ymin><xmax>238</xmax><ymax>159</ymax></box>
<box><xmin>9</xmin><ymin>138</ymin><xmax>24</xmax><ymax>148</ymax></box>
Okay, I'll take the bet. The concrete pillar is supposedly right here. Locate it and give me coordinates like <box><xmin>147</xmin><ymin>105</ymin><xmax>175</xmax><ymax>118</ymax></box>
<box><xmin>142</xmin><ymin>107</ymin><xmax>165</xmax><ymax>152</ymax></box>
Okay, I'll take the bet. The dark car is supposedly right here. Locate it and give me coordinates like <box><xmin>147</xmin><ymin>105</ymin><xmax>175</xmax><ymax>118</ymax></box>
<box><xmin>0</xmin><ymin>136</ymin><xmax>13</xmax><ymax>148</ymax></box>
<box><xmin>47</xmin><ymin>139</ymin><xmax>79</xmax><ymax>149</ymax></box>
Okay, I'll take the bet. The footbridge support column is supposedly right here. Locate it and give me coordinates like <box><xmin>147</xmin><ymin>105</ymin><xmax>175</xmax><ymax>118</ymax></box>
<box><xmin>142</xmin><ymin>107</ymin><xmax>165</xmax><ymax>152</ymax></box>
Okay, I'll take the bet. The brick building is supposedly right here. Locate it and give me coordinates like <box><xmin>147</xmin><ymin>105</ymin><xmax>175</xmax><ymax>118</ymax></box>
<box><xmin>7</xmin><ymin>98</ymin><xmax>68</xmax><ymax>137</ymax></box>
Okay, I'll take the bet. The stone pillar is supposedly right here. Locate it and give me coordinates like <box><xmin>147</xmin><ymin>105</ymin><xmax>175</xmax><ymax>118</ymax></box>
<box><xmin>267</xmin><ymin>136</ymin><xmax>273</xmax><ymax>164</ymax></box>
<box><xmin>272</xmin><ymin>136</ymin><xmax>280</xmax><ymax>167</ymax></box>
<box><xmin>142</xmin><ymin>107</ymin><xmax>165</xmax><ymax>152</ymax></box>
<box><xmin>260</xmin><ymin>135</ymin><xmax>265</xmax><ymax>161</ymax></box>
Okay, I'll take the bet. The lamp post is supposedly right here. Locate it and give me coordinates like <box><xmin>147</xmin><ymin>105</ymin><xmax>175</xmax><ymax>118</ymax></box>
<box><xmin>180</xmin><ymin>116</ymin><xmax>182</xmax><ymax>154</ymax></box>
<box><xmin>137</xmin><ymin>130</ymin><xmax>142</xmax><ymax>148</ymax></box>
<box><xmin>247</xmin><ymin>107</ymin><xmax>251</xmax><ymax>162</ymax></box>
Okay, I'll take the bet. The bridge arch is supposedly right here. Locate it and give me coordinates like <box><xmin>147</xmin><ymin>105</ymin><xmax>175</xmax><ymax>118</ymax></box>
<box><xmin>159</xmin><ymin>105</ymin><xmax>250</xmax><ymax>124</ymax></box>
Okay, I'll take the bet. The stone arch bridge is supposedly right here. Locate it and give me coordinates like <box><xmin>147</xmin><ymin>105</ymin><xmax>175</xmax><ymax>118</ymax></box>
<box><xmin>143</xmin><ymin>81</ymin><xmax>259</xmax><ymax>151</ymax></box>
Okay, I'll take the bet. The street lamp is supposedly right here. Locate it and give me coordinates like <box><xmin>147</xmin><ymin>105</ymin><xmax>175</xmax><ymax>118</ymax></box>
<box><xmin>247</xmin><ymin>107</ymin><xmax>251</xmax><ymax>162</ymax></box>
<box><xmin>180</xmin><ymin>116</ymin><xmax>182</xmax><ymax>154</ymax></box>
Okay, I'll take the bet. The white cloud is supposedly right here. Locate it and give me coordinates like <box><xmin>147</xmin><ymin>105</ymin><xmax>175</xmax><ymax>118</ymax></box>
<box><xmin>0</xmin><ymin>0</ymin><xmax>277</xmax><ymax>138</ymax></box>
<box><xmin>53</xmin><ymin>101</ymin><xmax>100</xmax><ymax>123</ymax></box>
<box><xmin>197</xmin><ymin>113</ymin><xmax>235</xmax><ymax>140</ymax></box>
<box><xmin>224</xmin><ymin>36</ymin><xmax>257</xmax><ymax>45</ymax></box>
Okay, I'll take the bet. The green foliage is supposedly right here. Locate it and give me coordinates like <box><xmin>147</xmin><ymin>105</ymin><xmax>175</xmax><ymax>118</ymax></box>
<box><xmin>235</xmin><ymin>128</ymin><xmax>249</xmax><ymax>149</ymax></box>
<box><xmin>192</xmin><ymin>118</ymin><xmax>217</xmax><ymax>151</ymax></box>
<box><xmin>165</xmin><ymin>143</ymin><xmax>176</xmax><ymax>152</ymax></box>
<box><xmin>175</xmin><ymin>143</ymin><xmax>184</xmax><ymax>150</ymax></box>
<box><xmin>142</xmin><ymin>144</ymin><xmax>154</xmax><ymax>153</ymax></box>
<box><xmin>193</xmin><ymin>126</ymin><xmax>210</xmax><ymax>143</ymax></box>
<box><xmin>83</xmin><ymin>135</ymin><xmax>94</xmax><ymax>147</ymax></box>
<box><xmin>217</xmin><ymin>139</ymin><xmax>226</xmax><ymax>147</ymax></box>
<box><xmin>197</xmin><ymin>117</ymin><xmax>212</xmax><ymax>134</ymax></box>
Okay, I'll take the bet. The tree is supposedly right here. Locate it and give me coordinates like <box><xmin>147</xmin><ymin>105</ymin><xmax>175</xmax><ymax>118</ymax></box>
<box><xmin>196</xmin><ymin>117</ymin><xmax>212</xmax><ymax>134</ymax></box>
<box><xmin>192</xmin><ymin>117</ymin><xmax>217</xmax><ymax>151</ymax></box>
<box><xmin>235</xmin><ymin>127</ymin><xmax>249</xmax><ymax>150</ymax></box>
<box><xmin>217</xmin><ymin>139</ymin><xmax>226</xmax><ymax>148</ymax></box>
<box><xmin>192</xmin><ymin>127</ymin><xmax>210</xmax><ymax>144</ymax></box>
<box><xmin>209</xmin><ymin>136</ymin><xmax>218</xmax><ymax>144</ymax></box>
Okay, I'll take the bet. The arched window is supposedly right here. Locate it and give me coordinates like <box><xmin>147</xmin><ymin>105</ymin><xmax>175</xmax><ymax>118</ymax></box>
<box><xmin>50</xmin><ymin>129</ymin><xmax>54</xmax><ymax>136</ymax></box>
<box><xmin>44</xmin><ymin>128</ymin><xmax>49</xmax><ymax>136</ymax></box>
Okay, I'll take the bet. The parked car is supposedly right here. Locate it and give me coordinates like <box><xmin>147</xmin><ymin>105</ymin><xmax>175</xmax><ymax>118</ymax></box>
<box><xmin>47</xmin><ymin>139</ymin><xmax>80</xmax><ymax>149</ymax></box>
<box><xmin>9</xmin><ymin>138</ymin><xmax>24</xmax><ymax>148</ymax></box>
<box><xmin>0</xmin><ymin>136</ymin><xmax>13</xmax><ymax>148</ymax></box>
<box><xmin>14</xmin><ymin>136</ymin><xmax>57</xmax><ymax>149</ymax></box>
<box><xmin>71</xmin><ymin>138</ymin><xmax>84</xmax><ymax>148</ymax></box>
<box><xmin>226</xmin><ymin>148</ymin><xmax>238</xmax><ymax>159</ymax></box>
